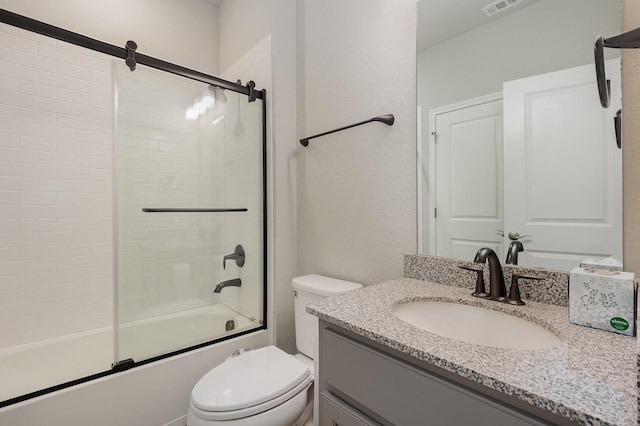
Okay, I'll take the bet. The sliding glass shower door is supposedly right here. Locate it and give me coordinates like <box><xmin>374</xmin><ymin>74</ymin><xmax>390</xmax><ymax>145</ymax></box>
<box><xmin>114</xmin><ymin>63</ymin><xmax>265</xmax><ymax>364</ymax></box>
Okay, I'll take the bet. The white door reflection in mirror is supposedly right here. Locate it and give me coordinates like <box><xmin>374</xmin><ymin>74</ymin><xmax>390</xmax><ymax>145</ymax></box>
<box><xmin>503</xmin><ymin>59</ymin><xmax>622</xmax><ymax>270</ymax></box>
<box><xmin>432</xmin><ymin>97</ymin><xmax>503</xmax><ymax>260</ymax></box>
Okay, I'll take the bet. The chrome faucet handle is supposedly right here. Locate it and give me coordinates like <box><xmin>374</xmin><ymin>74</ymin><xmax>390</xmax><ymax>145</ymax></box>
<box><xmin>506</xmin><ymin>272</ymin><xmax>544</xmax><ymax>305</ymax></box>
<box><xmin>458</xmin><ymin>265</ymin><xmax>489</xmax><ymax>298</ymax></box>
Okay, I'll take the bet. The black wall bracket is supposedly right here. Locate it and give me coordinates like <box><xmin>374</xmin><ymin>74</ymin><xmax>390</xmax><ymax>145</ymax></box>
<box><xmin>595</xmin><ymin>27</ymin><xmax>640</xmax><ymax>108</ymax></box>
<box><xmin>125</xmin><ymin>40</ymin><xmax>137</xmax><ymax>72</ymax></box>
<box><xmin>593</xmin><ymin>28</ymin><xmax>640</xmax><ymax>149</ymax></box>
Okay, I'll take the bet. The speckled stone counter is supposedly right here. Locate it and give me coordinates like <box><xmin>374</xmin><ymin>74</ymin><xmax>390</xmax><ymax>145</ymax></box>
<box><xmin>307</xmin><ymin>278</ymin><xmax>637</xmax><ymax>426</ymax></box>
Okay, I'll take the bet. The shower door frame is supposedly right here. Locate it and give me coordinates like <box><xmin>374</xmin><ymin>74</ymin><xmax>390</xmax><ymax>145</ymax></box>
<box><xmin>0</xmin><ymin>8</ymin><xmax>268</xmax><ymax>408</ymax></box>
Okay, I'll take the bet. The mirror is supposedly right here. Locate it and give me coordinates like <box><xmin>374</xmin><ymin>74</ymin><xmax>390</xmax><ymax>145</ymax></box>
<box><xmin>417</xmin><ymin>0</ymin><xmax>622</xmax><ymax>271</ymax></box>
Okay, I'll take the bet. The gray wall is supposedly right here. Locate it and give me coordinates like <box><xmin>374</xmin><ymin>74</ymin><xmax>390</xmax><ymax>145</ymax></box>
<box><xmin>417</xmin><ymin>0</ymin><xmax>621</xmax><ymax>249</ymax></box>
<box><xmin>297</xmin><ymin>0</ymin><xmax>417</xmax><ymax>286</ymax></box>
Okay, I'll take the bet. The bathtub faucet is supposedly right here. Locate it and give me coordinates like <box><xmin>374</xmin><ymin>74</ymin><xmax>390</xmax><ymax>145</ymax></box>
<box><xmin>214</xmin><ymin>278</ymin><xmax>242</xmax><ymax>293</ymax></box>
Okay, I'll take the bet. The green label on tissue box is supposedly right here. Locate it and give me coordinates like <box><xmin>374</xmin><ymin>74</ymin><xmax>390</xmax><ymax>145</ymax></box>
<box><xmin>610</xmin><ymin>317</ymin><xmax>629</xmax><ymax>331</ymax></box>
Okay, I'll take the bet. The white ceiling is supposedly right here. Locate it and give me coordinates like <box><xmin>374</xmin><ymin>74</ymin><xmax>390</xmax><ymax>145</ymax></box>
<box><xmin>417</xmin><ymin>0</ymin><xmax>541</xmax><ymax>52</ymax></box>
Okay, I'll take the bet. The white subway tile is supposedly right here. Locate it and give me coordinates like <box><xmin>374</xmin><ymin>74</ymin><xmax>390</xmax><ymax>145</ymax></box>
<box><xmin>74</xmin><ymin>52</ymin><xmax>110</xmax><ymax>72</ymax></box>
<box><xmin>0</xmin><ymin>61</ymin><xmax>39</xmax><ymax>83</ymax></box>
<box><xmin>19</xmin><ymin>163</ymin><xmax>58</xmax><ymax>178</ymax></box>
<box><xmin>19</xmin><ymin>191</ymin><xmax>56</xmax><ymax>205</ymax></box>
<box><xmin>159</xmin><ymin>141</ymin><xmax>181</xmax><ymax>153</ymax></box>
<box><xmin>0</xmin><ymin>23</ymin><xmax>17</xmax><ymax>36</ymax></box>
<box><xmin>16</xmin><ymin>28</ymin><xmax>57</xmax><ymax>47</ymax></box>
<box><xmin>56</xmin><ymin>86</ymin><xmax>91</xmax><ymax>105</ymax></box>
<box><xmin>90</xmin><ymin>94</ymin><xmax>112</xmax><ymax>110</ymax></box>
<box><xmin>120</xmin><ymin>124</ymin><xmax>148</xmax><ymax>139</ymax></box>
<box><xmin>56</xmin><ymin>192</ymin><xmax>93</xmax><ymax>206</ymax></box>
<box><xmin>38</xmin><ymin>43</ymin><xmax>75</xmax><ymax>64</ymax></box>
<box><xmin>80</xmin><ymin>155</ymin><xmax>111</xmax><ymax>170</ymax></box>
<box><xmin>19</xmin><ymin>51</ymin><xmax>59</xmax><ymax>72</ymax></box>
<box><xmin>37</xmin><ymin>123</ymin><xmax>74</xmax><ymax>141</ymax></box>
<box><xmin>0</xmin><ymin>147</ymin><xmax>39</xmax><ymax>164</ymax></box>
<box><xmin>17</xmin><ymin>218</ymin><xmax>57</xmax><ymax>233</ymax></box>
<box><xmin>57</xmin><ymin>61</ymin><xmax>95</xmax><ymax>82</ymax></box>
<box><xmin>73</xmin><ymin>104</ymin><xmax>111</xmax><ymax>122</ymax></box>
<box><xmin>120</xmin><ymin>147</ymin><xmax>147</xmax><ymax>160</ymax></box>
<box><xmin>146</xmin><ymin>151</ymin><xmax>171</xmax><ymax>163</ymax></box>
<box><xmin>0</xmin><ymin>32</ymin><xmax>38</xmax><ymax>55</ymax></box>
<box><xmin>90</xmin><ymin>169</ymin><xmax>112</xmax><ymax>181</ymax></box>
<box><xmin>19</xmin><ymin>135</ymin><xmax>56</xmax><ymax>152</ymax></box>
<box><xmin>85</xmin><ymin>118</ymin><xmax>111</xmax><ymax>134</ymax></box>
<box><xmin>0</xmin><ymin>74</ymin><xmax>19</xmax><ymax>93</ymax></box>
<box><xmin>0</xmin><ymin>205</ymin><xmax>21</xmax><ymax>219</ymax></box>
<box><xmin>19</xmin><ymin>108</ymin><xmax>58</xmax><ymax>126</ymax></box>
<box><xmin>91</xmin><ymin>70</ymin><xmax>111</xmax><ymax>86</ymax></box>
<box><xmin>74</xmin><ymin>180</ymin><xmax>110</xmax><ymax>193</ymax></box>
<box><xmin>73</xmin><ymin>129</ymin><xmax>109</xmax><ymax>145</ymax></box>
<box><xmin>0</xmin><ymin>45</ymin><xmax>19</xmax><ymax>63</ymax></box>
<box><xmin>39</xmin><ymin>97</ymin><xmax>75</xmax><ymax>115</ymax></box>
<box><xmin>0</xmin><ymin>88</ymin><xmax>39</xmax><ymax>109</ymax></box>
<box><xmin>39</xmin><ymin>179</ymin><xmax>75</xmax><ymax>192</ymax></box>
<box><xmin>55</xmin><ymin>166</ymin><xmax>92</xmax><ymax>180</ymax></box>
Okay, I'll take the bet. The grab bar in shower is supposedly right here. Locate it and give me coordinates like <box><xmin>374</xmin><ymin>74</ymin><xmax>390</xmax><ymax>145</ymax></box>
<box><xmin>299</xmin><ymin>114</ymin><xmax>394</xmax><ymax>147</ymax></box>
<box><xmin>142</xmin><ymin>208</ymin><xmax>248</xmax><ymax>213</ymax></box>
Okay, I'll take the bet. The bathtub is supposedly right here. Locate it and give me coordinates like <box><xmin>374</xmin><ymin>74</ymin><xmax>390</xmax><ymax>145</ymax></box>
<box><xmin>0</xmin><ymin>303</ymin><xmax>258</xmax><ymax>404</ymax></box>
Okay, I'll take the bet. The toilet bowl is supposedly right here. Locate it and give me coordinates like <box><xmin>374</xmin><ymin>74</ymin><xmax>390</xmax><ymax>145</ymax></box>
<box><xmin>186</xmin><ymin>275</ymin><xmax>363</xmax><ymax>426</ymax></box>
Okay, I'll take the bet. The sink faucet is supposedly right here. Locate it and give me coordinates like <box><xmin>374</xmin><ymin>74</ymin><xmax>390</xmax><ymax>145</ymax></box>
<box><xmin>505</xmin><ymin>241</ymin><xmax>524</xmax><ymax>265</ymax></box>
<box><xmin>474</xmin><ymin>248</ymin><xmax>507</xmax><ymax>302</ymax></box>
<box><xmin>214</xmin><ymin>278</ymin><xmax>242</xmax><ymax>293</ymax></box>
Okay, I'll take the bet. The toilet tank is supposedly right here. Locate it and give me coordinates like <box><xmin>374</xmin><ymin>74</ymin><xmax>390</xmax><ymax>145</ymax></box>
<box><xmin>292</xmin><ymin>274</ymin><xmax>362</xmax><ymax>358</ymax></box>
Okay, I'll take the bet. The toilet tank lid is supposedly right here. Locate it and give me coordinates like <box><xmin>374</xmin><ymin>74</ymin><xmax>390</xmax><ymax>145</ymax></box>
<box><xmin>292</xmin><ymin>274</ymin><xmax>363</xmax><ymax>297</ymax></box>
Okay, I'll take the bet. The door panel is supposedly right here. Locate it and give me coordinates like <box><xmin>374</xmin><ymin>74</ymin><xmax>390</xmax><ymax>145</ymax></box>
<box><xmin>435</xmin><ymin>100</ymin><xmax>503</xmax><ymax>260</ymax></box>
<box><xmin>503</xmin><ymin>59</ymin><xmax>622</xmax><ymax>270</ymax></box>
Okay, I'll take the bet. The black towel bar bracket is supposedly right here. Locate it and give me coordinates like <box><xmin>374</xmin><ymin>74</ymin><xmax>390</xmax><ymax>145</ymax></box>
<box><xmin>299</xmin><ymin>114</ymin><xmax>394</xmax><ymax>147</ymax></box>
<box><xmin>595</xmin><ymin>27</ymin><xmax>640</xmax><ymax>108</ymax></box>
<box><xmin>593</xmin><ymin>26</ymin><xmax>640</xmax><ymax>149</ymax></box>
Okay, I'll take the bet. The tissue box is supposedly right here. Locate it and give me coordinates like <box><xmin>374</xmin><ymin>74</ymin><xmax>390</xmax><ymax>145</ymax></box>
<box><xmin>569</xmin><ymin>267</ymin><xmax>636</xmax><ymax>336</ymax></box>
<box><xmin>579</xmin><ymin>257</ymin><xmax>623</xmax><ymax>271</ymax></box>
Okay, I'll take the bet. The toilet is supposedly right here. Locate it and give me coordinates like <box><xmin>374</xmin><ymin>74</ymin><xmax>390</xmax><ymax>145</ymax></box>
<box><xmin>186</xmin><ymin>274</ymin><xmax>363</xmax><ymax>426</ymax></box>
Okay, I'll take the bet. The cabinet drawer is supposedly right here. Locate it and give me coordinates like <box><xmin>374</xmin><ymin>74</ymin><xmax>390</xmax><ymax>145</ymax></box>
<box><xmin>322</xmin><ymin>328</ymin><xmax>547</xmax><ymax>426</ymax></box>
<box><xmin>322</xmin><ymin>392</ymin><xmax>379</xmax><ymax>426</ymax></box>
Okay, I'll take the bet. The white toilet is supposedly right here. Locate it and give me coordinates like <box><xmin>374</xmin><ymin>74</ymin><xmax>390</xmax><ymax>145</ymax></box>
<box><xmin>186</xmin><ymin>274</ymin><xmax>363</xmax><ymax>426</ymax></box>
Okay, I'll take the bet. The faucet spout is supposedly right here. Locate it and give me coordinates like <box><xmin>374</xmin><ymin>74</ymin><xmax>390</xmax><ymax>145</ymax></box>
<box><xmin>474</xmin><ymin>248</ymin><xmax>507</xmax><ymax>301</ymax></box>
<box><xmin>214</xmin><ymin>278</ymin><xmax>242</xmax><ymax>293</ymax></box>
<box><xmin>505</xmin><ymin>241</ymin><xmax>524</xmax><ymax>265</ymax></box>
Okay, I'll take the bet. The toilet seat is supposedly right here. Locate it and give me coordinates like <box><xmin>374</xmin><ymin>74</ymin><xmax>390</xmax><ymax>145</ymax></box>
<box><xmin>190</xmin><ymin>346</ymin><xmax>312</xmax><ymax>421</ymax></box>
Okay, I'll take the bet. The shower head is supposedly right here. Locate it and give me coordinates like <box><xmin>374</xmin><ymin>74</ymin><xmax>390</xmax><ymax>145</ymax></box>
<box><xmin>209</xmin><ymin>85</ymin><xmax>228</xmax><ymax>104</ymax></box>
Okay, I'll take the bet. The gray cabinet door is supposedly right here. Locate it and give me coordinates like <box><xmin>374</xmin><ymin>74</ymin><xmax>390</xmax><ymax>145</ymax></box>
<box><xmin>322</xmin><ymin>392</ymin><xmax>380</xmax><ymax>426</ymax></box>
<box><xmin>321</xmin><ymin>328</ymin><xmax>549</xmax><ymax>426</ymax></box>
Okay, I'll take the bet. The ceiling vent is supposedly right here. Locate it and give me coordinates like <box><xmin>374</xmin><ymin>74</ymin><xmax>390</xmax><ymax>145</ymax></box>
<box><xmin>481</xmin><ymin>0</ymin><xmax>522</xmax><ymax>17</ymax></box>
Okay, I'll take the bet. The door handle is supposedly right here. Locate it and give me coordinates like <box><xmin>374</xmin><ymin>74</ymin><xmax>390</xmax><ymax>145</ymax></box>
<box><xmin>508</xmin><ymin>231</ymin><xmax>531</xmax><ymax>241</ymax></box>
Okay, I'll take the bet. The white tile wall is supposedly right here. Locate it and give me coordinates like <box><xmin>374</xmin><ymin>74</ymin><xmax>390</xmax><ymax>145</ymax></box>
<box><xmin>0</xmin><ymin>24</ymin><xmax>113</xmax><ymax>350</ymax></box>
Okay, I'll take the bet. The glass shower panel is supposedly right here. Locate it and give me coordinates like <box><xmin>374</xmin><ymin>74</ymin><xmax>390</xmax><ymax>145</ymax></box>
<box><xmin>115</xmin><ymin>63</ymin><xmax>264</xmax><ymax>363</ymax></box>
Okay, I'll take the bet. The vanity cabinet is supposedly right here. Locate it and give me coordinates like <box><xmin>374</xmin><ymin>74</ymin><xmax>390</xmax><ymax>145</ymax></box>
<box><xmin>318</xmin><ymin>321</ymin><xmax>570</xmax><ymax>426</ymax></box>
<box><xmin>321</xmin><ymin>392</ymin><xmax>380</xmax><ymax>426</ymax></box>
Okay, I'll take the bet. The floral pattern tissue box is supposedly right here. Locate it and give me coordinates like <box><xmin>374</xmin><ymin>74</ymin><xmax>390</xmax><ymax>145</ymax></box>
<box><xmin>569</xmin><ymin>267</ymin><xmax>636</xmax><ymax>336</ymax></box>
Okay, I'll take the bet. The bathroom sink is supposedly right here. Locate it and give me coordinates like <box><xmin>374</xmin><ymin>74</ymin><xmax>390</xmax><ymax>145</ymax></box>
<box><xmin>392</xmin><ymin>301</ymin><xmax>562</xmax><ymax>350</ymax></box>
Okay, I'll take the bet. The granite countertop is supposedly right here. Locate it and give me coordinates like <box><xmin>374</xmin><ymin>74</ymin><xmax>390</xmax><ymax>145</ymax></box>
<box><xmin>307</xmin><ymin>278</ymin><xmax>637</xmax><ymax>426</ymax></box>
